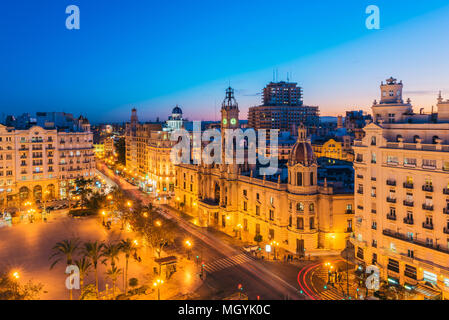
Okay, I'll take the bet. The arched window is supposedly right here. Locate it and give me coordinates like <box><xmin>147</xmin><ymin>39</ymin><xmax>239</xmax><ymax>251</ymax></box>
<box><xmin>309</xmin><ymin>203</ymin><xmax>314</xmax><ymax>212</ymax></box>
<box><xmin>396</xmin><ymin>135</ymin><xmax>402</xmax><ymax>142</ymax></box>
<box><xmin>296</xmin><ymin>203</ymin><xmax>304</xmax><ymax>212</ymax></box>
<box><xmin>432</xmin><ymin>136</ymin><xmax>439</xmax><ymax>144</ymax></box>
<box><xmin>413</xmin><ymin>135</ymin><xmax>420</xmax><ymax>143</ymax></box>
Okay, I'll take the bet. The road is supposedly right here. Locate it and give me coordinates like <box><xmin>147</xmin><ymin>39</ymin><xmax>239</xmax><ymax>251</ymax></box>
<box><xmin>98</xmin><ymin>162</ymin><xmax>308</xmax><ymax>300</ymax></box>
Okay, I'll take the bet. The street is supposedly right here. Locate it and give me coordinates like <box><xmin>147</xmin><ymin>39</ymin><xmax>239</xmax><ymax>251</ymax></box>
<box><xmin>98</xmin><ymin>162</ymin><xmax>346</xmax><ymax>300</ymax></box>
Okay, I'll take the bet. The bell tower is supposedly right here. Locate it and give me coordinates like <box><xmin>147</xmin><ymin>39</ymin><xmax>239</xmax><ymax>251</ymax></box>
<box><xmin>220</xmin><ymin>87</ymin><xmax>240</xmax><ymax>176</ymax></box>
<box><xmin>221</xmin><ymin>87</ymin><xmax>239</xmax><ymax>129</ymax></box>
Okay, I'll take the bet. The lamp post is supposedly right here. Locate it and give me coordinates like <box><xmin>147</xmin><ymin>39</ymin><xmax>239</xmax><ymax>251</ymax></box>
<box><xmin>153</xmin><ymin>279</ymin><xmax>164</xmax><ymax>300</ymax></box>
<box><xmin>185</xmin><ymin>240</ymin><xmax>192</xmax><ymax>260</ymax></box>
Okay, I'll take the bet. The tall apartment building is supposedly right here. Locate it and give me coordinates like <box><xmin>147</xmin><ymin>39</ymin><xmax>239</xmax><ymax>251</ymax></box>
<box><xmin>0</xmin><ymin>114</ymin><xmax>95</xmax><ymax>207</ymax></box>
<box><xmin>125</xmin><ymin>107</ymin><xmax>180</xmax><ymax>195</ymax></box>
<box><xmin>248</xmin><ymin>81</ymin><xmax>319</xmax><ymax>134</ymax></box>
<box><xmin>352</xmin><ymin>77</ymin><xmax>449</xmax><ymax>298</ymax></box>
<box><xmin>125</xmin><ymin>108</ymin><xmax>162</xmax><ymax>177</ymax></box>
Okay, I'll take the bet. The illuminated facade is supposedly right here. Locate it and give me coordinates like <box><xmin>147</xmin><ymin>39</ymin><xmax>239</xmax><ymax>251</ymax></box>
<box><xmin>0</xmin><ymin>116</ymin><xmax>95</xmax><ymax>206</ymax></box>
<box><xmin>352</xmin><ymin>77</ymin><xmax>449</xmax><ymax>298</ymax></box>
<box><xmin>312</xmin><ymin>138</ymin><xmax>354</xmax><ymax>162</ymax></box>
<box><xmin>175</xmin><ymin>88</ymin><xmax>354</xmax><ymax>254</ymax></box>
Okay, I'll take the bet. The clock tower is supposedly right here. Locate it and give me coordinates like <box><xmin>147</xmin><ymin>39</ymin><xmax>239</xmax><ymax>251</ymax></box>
<box><xmin>221</xmin><ymin>86</ymin><xmax>239</xmax><ymax>130</ymax></box>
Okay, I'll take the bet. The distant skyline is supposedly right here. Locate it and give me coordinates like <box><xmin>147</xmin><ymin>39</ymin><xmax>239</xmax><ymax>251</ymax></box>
<box><xmin>1</xmin><ymin>1</ymin><xmax>449</xmax><ymax>123</ymax></box>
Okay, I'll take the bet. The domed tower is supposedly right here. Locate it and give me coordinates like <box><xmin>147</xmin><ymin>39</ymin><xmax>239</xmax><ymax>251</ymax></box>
<box><xmin>287</xmin><ymin>124</ymin><xmax>318</xmax><ymax>194</ymax></box>
<box><xmin>166</xmin><ymin>105</ymin><xmax>184</xmax><ymax>131</ymax></box>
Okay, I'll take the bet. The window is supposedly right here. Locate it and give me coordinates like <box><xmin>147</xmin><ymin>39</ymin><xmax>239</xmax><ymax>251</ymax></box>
<box><xmin>371</xmin><ymin>153</ymin><xmax>376</xmax><ymax>164</ymax></box>
<box><xmin>269</xmin><ymin>210</ymin><xmax>274</xmax><ymax>221</ymax></box>
<box><xmin>296</xmin><ymin>217</ymin><xmax>304</xmax><ymax>230</ymax></box>
<box><xmin>404</xmin><ymin>158</ymin><xmax>416</xmax><ymax>167</ymax></box>
<box><xmin>243</xmin><ymin>189</ymin><xmax>247</xmax><ymax>197</ymax></box>
<box><xmin>309</xmin><ymin>217</ymin><xmax>315</xmax><ymax>229</ymax></box>
<box><xmin>387</xmin><ymin>156</ymin><xmax>398</xmax><ymax>165</ymax></box>
<box><xmin>297</xmin><ymin>172</ymin><xmax>303</xmax><ymax>186</ymax></box>
<box><xmin>243</xmin><ymin>201</ymin><xmax>247</xmax><ymax>211</ymax></box>
<box><xmin>310</xmin><ymin>172</ymin><xmax>314</xmax><ymax>185</ymax></box>
<box><xmin>296</xmin><ymin>203</ymin><xmax>304</xmax><ymax>212</ymax></box>
<box><xmin>387</xmin><ymin>259</ymin><xmax>400</xmax><ymax>273</ymax></box>
<box><xmin>371</xmin><ymin>187</ymin><xmax>376</xmax><ymax>197</ymax></box>
<box><xmin>423</xmin><ymin>159</ymin><xmax>436</xmax><ymax>169</ymax></box>
<box><xmin>371</xmin><ymin>136</ymin><xmax>376</xmax><ymax>146</ymax></box>
<box><xmin>309</xmin><ymin>203</ymin><xmax>314</xmax><ymax>212</ymax></box>
<box><xmin>255</xmin><ymin>205</ymin><xmax>260</xmax><ymax>216</ymax></box>
<box><xmin>404</xmin><ymin>265</ymin><xmax>417</xmax><ymax>280</ymax></box>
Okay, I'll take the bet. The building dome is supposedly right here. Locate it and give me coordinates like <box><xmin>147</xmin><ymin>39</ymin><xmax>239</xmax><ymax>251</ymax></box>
<box><xmin>172</xmin><ymin>105</ymin><xmax>182</xmax><ymax>115</ymax></box>
<box><xmin>288</xmin><ymin>125</ymin><xmax>316</xmax><ymax>166</ymax></box>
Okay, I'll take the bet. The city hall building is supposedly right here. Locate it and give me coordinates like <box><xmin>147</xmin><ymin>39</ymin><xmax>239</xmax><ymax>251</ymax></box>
<box><xmin>175</xmin><ymin>88</ymin><xmax>354</xmax><ymax>254</ymax></box>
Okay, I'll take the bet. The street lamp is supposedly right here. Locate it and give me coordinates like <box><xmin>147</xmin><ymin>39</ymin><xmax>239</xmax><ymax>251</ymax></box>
<box><xmin>101</xmin><ymin>210</ymin><xmax>106</xmax><ymax>224</ymax></box>
<box><xmin>185</xmin><ymin>240</ymin><xmax>192</xmax><ymax>260</ymax></box>
<box><xmin>153</xmin><ymin>279</ymin><xmax>164</xmax><ymax>300</ymax></box>
<box><xmin>155</xmin><ymin>220</ymin><xmax>162</xmax><ymax>227</ymax></box>
<box><xmin>11</xmin><ymin>271</ymin><xmax>20</xmax><ymax>280</ymax></box>
<box><xmin>270</xmin><ymin>241</ymin><xmax>279</xmax><ymax>260</ymax></box>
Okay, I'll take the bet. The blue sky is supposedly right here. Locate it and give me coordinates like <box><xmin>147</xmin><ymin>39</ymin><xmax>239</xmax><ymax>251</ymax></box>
<box><xmin>1</xmin><ymin>0</ymin><xmax>449</xmax><ymax>123</ymax></box>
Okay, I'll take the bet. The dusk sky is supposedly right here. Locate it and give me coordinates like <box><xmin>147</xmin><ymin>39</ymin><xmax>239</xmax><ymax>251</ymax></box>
<box><xmin>1</xmin><ymin>1</ymin><xmax>449</xmax><ymax>123</ymax></box>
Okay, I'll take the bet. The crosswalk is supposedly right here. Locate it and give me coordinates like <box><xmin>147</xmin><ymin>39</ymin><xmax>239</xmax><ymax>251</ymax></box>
<box><xmin>312</xmin><ymin>266</ymin><xmax>346</xmax><ymax>300</ymax></box>
<box><xmin>203</xmin><ymin>253</ymin><xmax>255</xmax><ymax>273</ymax></box>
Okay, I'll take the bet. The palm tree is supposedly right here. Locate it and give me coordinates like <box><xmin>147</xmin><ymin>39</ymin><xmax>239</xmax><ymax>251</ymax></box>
<box><xmin>119</xmin><ymin>238</ymin><xmax>135</xmax><ymax>295</ymax></box>
<box><xmin>83</xmin><ymin>241</ymin><xmax>105</xmax><ymax>298</ymax></box>
<box><xmin>106</xmin><ymin>266</ymin><xmax>122</xmax><ymax>299</ymax></box>
<box><xmin>102</xmin><ymin>242</ymin><xmax>121</xmax><ymax>268</ymax></box>
<box><xmin>49</xmin><ymin>239</ymin><xmax>80</xmax><ymax>300</ymax></box>
<box><xmin>74</xmin><ymin>257</ymin><xmax>92</xmax><ymax>294</ymax></box>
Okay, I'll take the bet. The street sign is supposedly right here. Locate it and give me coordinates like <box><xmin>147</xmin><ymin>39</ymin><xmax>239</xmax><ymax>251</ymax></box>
<box><xmin>265</xmin><ymin>244</ymin><xmax>271</xmax><ymax>253</ymax></box>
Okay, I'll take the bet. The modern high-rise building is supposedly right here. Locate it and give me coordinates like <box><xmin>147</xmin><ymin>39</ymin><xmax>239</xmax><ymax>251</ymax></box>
<box><xmin>0</xmin><ymin>113</ymin><xmax>95</xmax><ymax>207</ymax></box>
<box><xmin>248</xmin><ymin>81</ymin><xmax>319</xmax><ymax>134</ymax></box>
<box><xmin>352</xmin><ymin>77</ymin><xmax>449</xmax><ymax>299</ymax></box>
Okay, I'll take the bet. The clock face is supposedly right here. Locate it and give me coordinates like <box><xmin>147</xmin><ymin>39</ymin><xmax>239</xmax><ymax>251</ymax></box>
<box><xmin>230</xmin><ymin>118</ymin><xmax>237</xmax><ymax>125</ymax></box>
<box><xmin>222</xmin><ymin>118</ymin><xmax>227</xmax><ymax>125</ymax></box>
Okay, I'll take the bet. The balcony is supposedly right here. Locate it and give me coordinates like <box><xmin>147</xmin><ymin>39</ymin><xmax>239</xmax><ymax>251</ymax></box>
<box><xmin>386</xmin><ymin>197</ymin><xmax>396</xmax><ymax>203</ymax></box>
<box><xmin>403</xmin><ymin>182</ymin><xmax>414</xmax><ymax>189</ymax></box>
<box><xmin>422</xmin><ymin>204</ymin><xmax>434</xmax><ymax>211</ymax></box>
<box><xmin>403</xmin><ymin>200</ymin><xmax>414</xmax><ymax>207</ymax></box>
<box><xmin>387</xmin><ymin>180</ymin><xmax>396</xmax><ymax>186</ymax></box>
<box><xmin>422</xmin><ymin>222</ymin><xmax>434</xmax><ymax>230</ymax></box>
<box><xmin>383</xmin><ymin>229</ymin><xmax>449</xmax><ymax>254</ymax></box>
<box><xmin>422</xmin><ymin>185</ymin><xmax>434</xmax><ymax>192</ymax></box>
<box><xmin>403</xmin><ymin>217</ymin><xmax>414</xmax><ymax>225</ymax></box>
<box><xmin>386</xmin><ymin>214</ymin><xmax>397</xmax><ymax>221</ymax></box>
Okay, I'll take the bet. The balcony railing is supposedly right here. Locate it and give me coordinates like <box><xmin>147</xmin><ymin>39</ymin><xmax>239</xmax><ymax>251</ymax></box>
<box><xmin>403</xmin><ymin>217</ymin><xmax>414</xmax><ymax>225</ymax></box>
<box><xmin>387</xmin><ymin>197</ymin><xmax>396</xmax><ymax>203</ymax></box>
<box><xmin>383</xmin><ymin>229</ymin><xmax>449</xmax><ymax>254</ymax></box>
<box><xmin>422</xmin><ymin>204</ymin><xmax>434</xmax><ymax>211</ymax></box>
<box><xmin>386</xmin><ymin>214</ymin><xmax>397</xmax><ymax>221</ymax></box>
<box><xmin>422</xmin><ymin>185</ymin><xmax>434</xmax><ymax>192</ymax></box>
<box><xmin>387</xmin><ymin>180</ymin><xmax>396</xmax><ymax>186</ymax></box>
<box><xmin>422</xmin><ymin>222</ymin><xmax>434</xmax><ymax>230</ymax></box>
<box><xmin>403</xmin><ymin>182</ymin><xmax>414</xmax><ymax>189</ymax></box>
<box><xmin>403</xmin><ymin>200</ymin><xmax>414</xmax><ymax>207</ymax></box>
